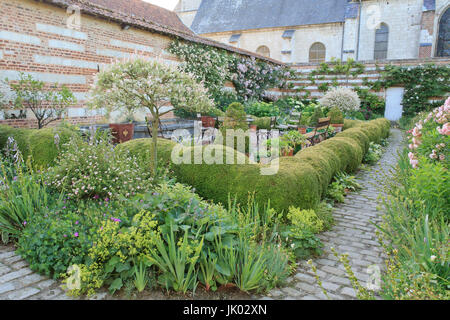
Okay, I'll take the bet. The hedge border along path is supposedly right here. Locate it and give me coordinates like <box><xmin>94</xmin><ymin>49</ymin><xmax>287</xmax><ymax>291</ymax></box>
<box><xmin>0</xmin><ymin>118</ymin><xmax>390</xmax><ymax>213</ymax></box>
<box><xmin>257</xmin><ymin>128</ymin><xmax>404</xmax><ymax>300</ymax></box>
<box><xmin>119</xmin><ymin>118</ymin><xmax>391</xmax><ymax>214</ymax></box>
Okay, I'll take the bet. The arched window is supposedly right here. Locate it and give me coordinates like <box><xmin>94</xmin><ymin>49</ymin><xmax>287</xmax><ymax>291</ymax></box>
<box><xmin>374</xmin><ymin>23</ymin><xmax>389</xmax><ymax>60</ymax></box>
<box><xmin>256</xmin><ymin>45</ymin><xmax>270</xmax><ymax>58</ymax></box>
<box><xmin>436</xmin><ymin>8</ymin><xmax>450</xmax><ymax>57</ymax></box>
<box><xmin>309</xmin><ymin>42</ymin><xmax>326</xmax><ymax>63</ymax></box>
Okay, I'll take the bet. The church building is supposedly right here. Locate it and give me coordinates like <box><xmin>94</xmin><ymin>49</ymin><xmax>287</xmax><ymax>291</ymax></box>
<box><xmin>175</xmin><ymin>0</ymin><xmax>450</xmax><ymax>63</ymax></box>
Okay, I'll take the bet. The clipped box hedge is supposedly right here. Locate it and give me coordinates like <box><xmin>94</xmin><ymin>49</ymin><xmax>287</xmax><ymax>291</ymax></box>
<box><xmin>0</xmin><ymin>125</ymin><xmax>77</xmax><ymax>167</ymax></box>
<box><xmin>119</xmin><ymin>118</ymin><xmax>391</xmax><ymax>213</ymax></box>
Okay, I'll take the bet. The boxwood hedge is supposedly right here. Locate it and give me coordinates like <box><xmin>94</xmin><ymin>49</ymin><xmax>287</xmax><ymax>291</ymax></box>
<box><xmin>118</xmin><ymin>118</ymin><xmax>390</xmax><ymax>213</ymax></box>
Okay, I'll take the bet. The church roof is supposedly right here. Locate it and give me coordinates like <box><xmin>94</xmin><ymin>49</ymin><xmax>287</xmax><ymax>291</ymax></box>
<box><xmin>191</xmin><ymin>0</ymin><xmax>349</xmax><ymax>34</ymax></box>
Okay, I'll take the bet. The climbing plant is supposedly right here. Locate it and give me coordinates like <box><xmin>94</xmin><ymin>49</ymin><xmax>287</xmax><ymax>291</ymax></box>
<box><xmin>168</xmin><ymin>40</ymin><xmax>293</xmax><ymax>103</ymax></box>
<box><xmin>365</xmin><ymin>64</ymin><xmax>450</xmax><ymax>117</ymax></box>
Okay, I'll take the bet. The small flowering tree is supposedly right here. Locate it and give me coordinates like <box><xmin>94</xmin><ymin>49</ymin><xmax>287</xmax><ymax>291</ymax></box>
<box><xmin>89</xmin><ymin>58</ymin><xmax>214</xmax><ymax>171</ymax></box>
<box><xmin>407</xmin><ymin>97</ymin><xmax>449</xmax><ymax>168</ymax></box>
<box><xmin>319</xmin><ymin>87</ymin><xmax>361</xmax><ymax>115</ymax></box>
<box><xmin>2</xmin><ymin>73</ymin><xmax>76</xmax><ymax>129</ymax></box>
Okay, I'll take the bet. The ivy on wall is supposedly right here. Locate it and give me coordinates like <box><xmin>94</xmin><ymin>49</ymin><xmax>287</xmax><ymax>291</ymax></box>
<box><xmin>168</xmin><ymin>40</ymin><xmax>293</xmax><ymax>105</ymax></box>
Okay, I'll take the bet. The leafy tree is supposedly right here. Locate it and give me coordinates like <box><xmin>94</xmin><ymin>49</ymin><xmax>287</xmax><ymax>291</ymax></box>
<box><xmin>2</xmin><ymin>73</ymin><xmax>76</xmax><ymax>129</ymax></box>
<box><xmin>89</xmin><ymin>58</ymin><xmax>215</xmax><ymax>172</ymax></box>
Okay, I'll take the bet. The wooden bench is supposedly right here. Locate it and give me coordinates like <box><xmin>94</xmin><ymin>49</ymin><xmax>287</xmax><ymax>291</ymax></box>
<box><xmin>305</xmin><ymin>116</ymin><xmax>331</xmax><ymax>146</ymax></box>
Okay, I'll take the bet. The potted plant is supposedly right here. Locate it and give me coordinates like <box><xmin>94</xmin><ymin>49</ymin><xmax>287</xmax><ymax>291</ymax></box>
<box><xmin>283</xmin><ymin>130</ymin><xmax>307</xmax><ymax>154</ymax></box>
<box><xmin>298</xmin><ymin>116</ymin><xmax>309</xmax><ymax>134</ymax></box>
<box><xmin>328</xmin><ymin>107</ymin><xmax>344</xmax><ymax>132</ymax></box>
<box><xmin>308</xmin><ymin>107</ymin><xmax>324</xmax><ymax>132</ymax></box>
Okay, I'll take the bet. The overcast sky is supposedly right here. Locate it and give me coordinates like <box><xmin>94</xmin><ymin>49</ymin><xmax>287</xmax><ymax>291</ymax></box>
<box><xmin>142</xmin><ymin>0</ymin><xmax>178</xmax><ymax>10</ymax></box>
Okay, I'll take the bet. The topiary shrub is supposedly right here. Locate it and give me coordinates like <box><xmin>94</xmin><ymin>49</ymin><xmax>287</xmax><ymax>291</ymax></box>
<box><xmin>336</xmin><ymin>128</ymin><xmax>371</xmax><ymax>154</ymax></box>
<box><xmin>252</xmin><ymin>116</ymin><xmax>271</xmax><ymax>130</ymax></box>
<box><xmin>343</xmin><ymin>119</ymin><xmax>363</xmax><ymax>130</ymax></box>
<box><xmin>308</xmin><ymin>107</ymin><xmax>324</xmax><ymax>127</ymax></box>
<box><xmin>0</xmin><ymin>125</ymin><xmax>33</xmax><ymax>160</ymax></box>
<box><xmin>28</xmin><ymin>127</ymin><xmax>78</xmax><ymax>168</ymax></box>
<box><xmin>116</xmin><ymin>138</ymin><xmax>176</xmax><ymax>171</ymax></box>
<box><xmin>328</xmin><ymin>107</ymin><xmax>344</xmax><ymax>124</ymax></box>
<box><xmin>221</xmin><ymin>102</ymin><xmax>248</xmax><ymax>130</ymax></box>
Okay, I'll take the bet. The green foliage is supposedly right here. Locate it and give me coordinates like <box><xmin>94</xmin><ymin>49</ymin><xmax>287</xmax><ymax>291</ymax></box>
<box><xmin>244</xmin><ymin>101</ymin><xmax>279</xmax><ymax>117</ymax></box>
<box><xmin>2</xmin><ymin>73</ymin><xmax>76</xmax><ymax>129</ymax></box>
<box><xmin>363</xmin><ymin>142</ymin><xmax>384</xmax><ymax>165</ymax></box>
<box><xmin>308</xmin><ymin>107</ymin><xmax>325</xmax><ymax>127</ymax></box>
<box><xmin>252</xmin><ymin>116</ymin><xmax>271</xmax><ymax>130</ymax></box>
<box><xmin>0</xmin><ymin>162</ymin><xmax>62</xmax><ymax>243</ymax></box>
<box><xmin>46</xmin><ymin>132</ymin><xmax>155</xmax><ymax>200</ymax></box>
<box><xmin>369</xmin><ymin>64</ymin><xmax>450</xmax><ymax>116</ymax></box>
<box><xmin>326</xmin><ymin>172</ymin><xmax>362</xmax><ymax>203</ymax></box>
<box><xmin>168</xmin><ymin>40</ymin><xmax>292</xmax><ymax>102</ymax></box>
<box><xmin>328</xmin><ymin>107</ymin><xmax>344</xmax><ymax>124</ymax></box>
<box><xmin>168</xmin><ymin>40</ymin><xmax>235</xmax><ymax>102</ymax></box>
<box><xmin>221</xmin><ymin>102</ymin><xmax>248</xmax><ymax>130</ymax></box>
<box><xmin>355</xmin><ymin>87</ymin><xmax>385</xmax><ymax>119</ymax></box>
<box><xmin>17</xmin><ymin>201</ymin><xmax>105</xmax><ymax>278</ymax></box>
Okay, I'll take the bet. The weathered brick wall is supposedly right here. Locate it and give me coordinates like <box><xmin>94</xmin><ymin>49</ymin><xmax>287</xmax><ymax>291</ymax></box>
<box><xmin>0</xmin><ymin>0</ymin><xmax>183</xmax><ymax>128</ymax></box>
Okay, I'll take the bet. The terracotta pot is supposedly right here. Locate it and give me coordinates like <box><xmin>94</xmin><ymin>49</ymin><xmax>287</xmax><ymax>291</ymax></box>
<box><xmin>249</xmin><ymin>124</ymin><xmax>257</xmax><ymax>131</ymax></box>
<box><xmin>298</xmin><ymin>127</ymin><xmax>306</xmax><ymax>134</ymax></box>
<box><xmin>109</xmin><ymin>123</ymin><xmax>134</xmax><ymax>144</ymax></box>
<box><xmin>331</xmin><ymin>123</ymin><xmax>344</xmax><ymax>133</ymax></box>
<box><xmin>281</xmin><ymin>149</ymin><xmax>294</xmax><ymax>157</ymax></box>
<box><xmin>201</xmin><ymin>116</ymin><xmax>216</xmax><ymax>128</ymax></box>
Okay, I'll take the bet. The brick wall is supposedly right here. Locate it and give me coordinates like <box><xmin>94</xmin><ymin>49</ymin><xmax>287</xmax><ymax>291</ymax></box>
<box><xmin>0</xmin><ymin>0</ymin><xmax>185</xmax><ymax>128</ymax></box>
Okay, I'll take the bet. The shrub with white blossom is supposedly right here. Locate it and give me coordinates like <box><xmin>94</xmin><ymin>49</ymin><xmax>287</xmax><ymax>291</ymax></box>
<box><xmin>319</xmin><ymin>87</ymin><xmax>361</xmax><ymax>114</ymax></box>
<box><xmin>89</xmin><ymin>57</ymin><xmax>215</xmax><ymax>171</ymax></box>
<box><xmin>46</xmin><ymin>133</ymin><xmax>154</xmax><ymax>200</ymax></box>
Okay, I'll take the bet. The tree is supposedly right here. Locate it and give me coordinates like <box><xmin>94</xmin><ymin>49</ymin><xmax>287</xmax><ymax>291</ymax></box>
<box><xmin>89</xmin><ymin>57</ymin><xmax>215</xmax><ymax>172</ymax></box>
<box><xmin>2</xmin><ymin>73</ymin><xmax>76</xmax><ymax>129</ymax></box>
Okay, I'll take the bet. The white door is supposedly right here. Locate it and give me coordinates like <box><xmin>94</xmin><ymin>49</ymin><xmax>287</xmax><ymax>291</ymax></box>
<box><xmin>385</xmin><ymin>87</ymin><xmax>404</xmax><ymax>121</ymax></box>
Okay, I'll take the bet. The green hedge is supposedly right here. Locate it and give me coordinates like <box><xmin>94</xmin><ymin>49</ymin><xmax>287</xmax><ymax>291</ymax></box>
<box><xmin>0</xmin><ymin>125</ymin><xmax>78</xmax><ymax>167</ymax></box>
<box><xmin>120</xmin><ymin>119</ymin><xmax>390</xmax><ymax>213</ymax></box>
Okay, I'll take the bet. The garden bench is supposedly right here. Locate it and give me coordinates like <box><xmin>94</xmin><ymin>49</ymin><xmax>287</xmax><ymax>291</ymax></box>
<box><xmin>305</xmin><ymin>116</ymin><xmax>331</xmax><ymax>146</ymax></box>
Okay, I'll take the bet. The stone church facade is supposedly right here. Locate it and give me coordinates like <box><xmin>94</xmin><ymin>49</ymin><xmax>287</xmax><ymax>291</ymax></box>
<box><xmin>175</xmin><ymin>0</ymin><xmax>450</xmax><ymax>63</ymax></box>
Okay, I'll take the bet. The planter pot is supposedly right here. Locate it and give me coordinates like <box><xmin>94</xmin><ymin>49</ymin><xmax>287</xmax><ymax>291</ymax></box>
<box><xmin>281</xmin><ymin>149</ymin><xmax>294</xmax><ymax>157</ymax></box>
<box><xmin>109</xmin><ymin>123</ymin><xmax>134</xmax><ymax>144</ymax></box>
<box><xmin>331</xmin><ymin>123</ymin><xmax>344</xmax><ymax>133</ymax></box>
<box><xmin>249</xmin><ymin>124</ymin><xmax>257</xmax><ymax>131</ymax></box>
<box><xmin>201</xmin><ymin>116</ymin><xmax>216</xmax><ymax>128</ymax></box>
<box><xmin>298</xmin><ymin>127</ymin><xmax>307</xmax><ymax>134</ymax></box>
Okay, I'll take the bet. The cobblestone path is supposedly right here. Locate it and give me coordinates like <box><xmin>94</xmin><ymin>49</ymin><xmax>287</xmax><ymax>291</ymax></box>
<box><xmin>259</xmin><ymin>128</ymin><xmax>404</xmax><ymax>300</ymax></box>
<box><xmin>0</xmin><ymin>129</ymin><xmax>403</xmax><ymax>300</ymax></box>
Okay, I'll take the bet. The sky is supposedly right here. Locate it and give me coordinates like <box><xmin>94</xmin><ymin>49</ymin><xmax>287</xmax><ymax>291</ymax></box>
<box><xmin>142</xmin><ymin>0</ymin><xmax>178</xmax><ymax>10</ymax></box>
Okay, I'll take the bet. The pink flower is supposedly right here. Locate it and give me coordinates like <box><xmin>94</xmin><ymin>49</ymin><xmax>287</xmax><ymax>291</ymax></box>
<box><xmin>437</xmin><ymin>123</ymin><xmax>450</xmax><ymax>136</ymax></box>
<box><xmin>74</xmin><ymin>232</ymin><xmax>79</xmax><ymax>237</ymax></box>
<box><xmin>439</xmin><ymin>154</ymin><xmax>445</xmax><ymax>161</ymax></box>
<box><xmin>408</xmin><ymin>152</ymin><xmax>415</xmax><ymax>160</ymax></box>
<box><xmin>410</xmin><ymin>159</ymin><xmax>419</xmax><ymax>169</ymax></box>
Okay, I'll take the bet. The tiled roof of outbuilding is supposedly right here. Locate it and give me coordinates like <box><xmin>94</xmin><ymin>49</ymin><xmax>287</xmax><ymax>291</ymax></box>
<box><xmin>41</xmin><ymin>0</ymin><xmax>284</xmax><ymax>64</ymax></box>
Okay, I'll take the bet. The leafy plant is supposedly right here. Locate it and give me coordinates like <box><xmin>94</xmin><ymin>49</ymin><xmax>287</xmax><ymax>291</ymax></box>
<box><xmin>363</xmin><ymin>142</ymin><xmax>384</xmax><ymax>165</ymax></box>
<box><xmin>2</xmin><ymin>73</ymin><xmax>76</xmax><ymax>129</ymax></box>
<box><xmin>89</xmin><ymin>58</ymin><xmax>215</xmax><ymax>172</ymax></box>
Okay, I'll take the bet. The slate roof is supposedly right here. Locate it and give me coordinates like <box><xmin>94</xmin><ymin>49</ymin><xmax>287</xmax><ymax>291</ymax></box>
<box><xmin>41</xmin><ymin>0</ymin><xmax>284</xmax><ymax>64</ymax></box>
<box><xmin>191</xmin><ymin>0</ymin><xmax>349</xmax><ymax>34</ymax></box>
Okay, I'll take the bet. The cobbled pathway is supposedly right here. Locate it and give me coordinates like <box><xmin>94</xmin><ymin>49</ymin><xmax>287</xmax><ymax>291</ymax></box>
<box><xmin>258</xmin><ymin>128</ymin><xmax>404</xmax><ymax>300</ymax></box>
<box><xmin>0</xmin><ymin>129</ymin><xmax>403</xmax><ymax>300</ymax></box>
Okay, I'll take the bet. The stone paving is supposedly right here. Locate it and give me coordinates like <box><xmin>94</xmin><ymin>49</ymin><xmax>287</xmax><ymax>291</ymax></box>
<box><xmin>0</xmin><ymin>129</ymin><xmax>403</xmax><ymax>300</ymax></box>
<box><xmin>259</xmin><ymin>128</ymin><xmax>404</xmax><ymax>300</ymax></box>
